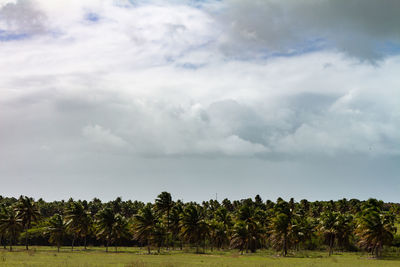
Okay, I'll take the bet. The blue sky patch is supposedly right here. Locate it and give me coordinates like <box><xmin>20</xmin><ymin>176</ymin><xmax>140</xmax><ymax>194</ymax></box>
<box><xmin>85</xmin><ymin>12</ymin><xmax>100</xmax><ymax>22</ymax></box>
<box><xmin>0</xmin><ymin>30</ymin><xmax>29</xmax><ymax>41</ymax></box>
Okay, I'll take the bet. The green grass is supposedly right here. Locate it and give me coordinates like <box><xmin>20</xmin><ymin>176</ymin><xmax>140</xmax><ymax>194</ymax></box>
<box><xmin>1</xmin><ymin>247</ymin><xmax>400</xmax><ymax>267</ymax></box>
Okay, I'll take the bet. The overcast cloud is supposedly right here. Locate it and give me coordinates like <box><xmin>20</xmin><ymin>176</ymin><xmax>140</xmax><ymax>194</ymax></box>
<box><xmin>0</xmin><ymin>0</ymin><xmax>399</xmax><ymax>202</ymax></box>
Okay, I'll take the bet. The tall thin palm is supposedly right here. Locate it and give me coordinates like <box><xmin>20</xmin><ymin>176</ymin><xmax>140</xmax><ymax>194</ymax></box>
<box><xmin>155</xmin><ymin>192</ymin><xmax>173</xmax><ymax>248</ymax></box>
<box><xmin>270</xmin><ymin>200</ymin><xmax>291</xmax><ymax>256</ymax></box>
<box><xmin>180</xmin><ymin>204</ymin><xmax>209</xmax><ymax>253</ymax></box>
<box><xmin>236</xmin><ymin>205</ymin><xmax>264</xmax><ymax>253</ymax></box>
<box><xmin>230</xmin><ymin>221</ymin><xmax>248</xmax><ymax>254</ymax></box>
<box><xmin>209</xmin><ymin>219</ymin><xmax>228</xmax><ymax>250</ymax></box>
<box><xmin>46</xmin><ymin>213</ymin><xmax>67</xmax><ymax>252</ymax></box>
<box><xmin>335</xmin><ymin>213</ymin><xmax>354</xmax><ymax>250</ymax></box>
<box><xmin>169</xmin><ymin>205</ymin><xmax>183</xmax><ymax>249</ymax></box>
<box><xmin>15</xmin><ymin>196</ymin><xmax>41</xmax><ymax>250</ymax></box>
<box><xmin>111</xmin><ymin>214</ymin><xmax>130</xmax><ymax>252</ymax></box>
<box><xmin>96</xmin><ymin>208</ymin><xmax>116</xmax><ymax>252</ymax></box>
<box><xmin>0</xmin><ymin>208</ymin><xmax>23</xmax><ymax>251</ymax></box>
<box><xmin>65</xmin><ymin>202</ymin><xmax>92</xmax><ymax>250</ymax></box>
<box><xmin>318</xmin><ymin>211</ymin><xmax>338</xmax><ymax>256</ymax></box>
<box><xmin>133</xmin><ymin>204</ymin><xmax>158</xmax><ymax>254</ymax></box>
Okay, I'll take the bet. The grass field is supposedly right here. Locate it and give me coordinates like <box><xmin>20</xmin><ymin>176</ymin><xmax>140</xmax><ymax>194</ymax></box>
<box><xmin>1</xmin><ymin>247</ymin><xmax>400</xmax><ymax>267</ymax></box>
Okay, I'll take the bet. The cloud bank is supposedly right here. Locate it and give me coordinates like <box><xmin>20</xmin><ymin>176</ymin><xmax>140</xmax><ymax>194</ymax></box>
<box><xmin>0</xmin><ymin>0</ymin><xmax>399</xmax><ymax>201</ymax></box>
<box><xmin>1</xmin><ymin>0</ymin><xmax>399</xmax><ymax>158</ymax></box>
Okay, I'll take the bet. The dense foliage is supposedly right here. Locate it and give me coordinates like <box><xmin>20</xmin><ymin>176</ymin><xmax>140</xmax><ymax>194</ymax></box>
<box><xmin>0</xmin><ymin>194</ymin><xmax>398</xmax><ymax>258</ymax></box>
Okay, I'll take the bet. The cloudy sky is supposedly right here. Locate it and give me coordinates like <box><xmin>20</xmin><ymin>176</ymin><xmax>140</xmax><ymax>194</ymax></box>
<box><xmin>1</xmin><ymin>0</ymin><xmax>399</xmax><ymax>202</ymax></box>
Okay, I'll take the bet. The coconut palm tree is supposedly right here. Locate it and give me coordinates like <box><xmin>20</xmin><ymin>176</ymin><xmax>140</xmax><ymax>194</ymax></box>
<box><xmin>152</xmin><ymin>222</ymin><xmax>166</xmax><ymax>253</ymax></box>
<box><xmin>169</xmin><ymin>204</ymin><xmax>183</xmax><ymax>249</ymax></box>
<box><xmin>155</xmin><ymin>192</ymin><xmax>173</xmax><ymax>249</ymax></box>
<box><xmin>270</xmin><ymin>199</ymin><xmax>291</xmax><ymax>256</ymax></box>
<box><xmin>15</xmin><ymin>196</ymin><xmax>41</xmax><ymax>250</ymax></box>
<box><xmin>290</xmin><ymin>214</ymin><xmax>316</xmax><ymax>250</ymax></box>
<box><xmin>65</xmin><ymin>201</ymin><xmax>92</xmax><ymax>251</ymax></box>
<box><xmin>236</xmin><ymin>204</ymin><xmax>264</xmax><ymax>253</ymax></box>
<box><xmin>318</xmin><ymin>211</ymin><xmax>338</xmax><ymax>256</ymax></box>
<box><xmin>0</xmin><ymin>208</ymin><xmax>23</xmax><ymax>251</ymax></box>
<box><xmin>133</xmin><ymin>204</ymin><xmax>158</xmax><ymax>254</ymax></box>
<box><xmin>230</xmin><ymin>221</ymin><xmax>248</xmax><ymax>254</ymax></box>
<box><xmin>335</xmin><ymin>213</ymin><xmax>354</xmax><ymax>250</ymax></box>
<box><xmin>111</xmin><ymin>214</ymin><xmax>130</xmax><ymax>252</ymax></box>
<box><xmin>0</xmin><ymin>204</ymin><xmax>7</xmax><ymax>249</ymax></box>
<box><xmin>96</xmin><ymin>208</ymin><xmax>116</xmax><ymax>252</ymax></box>
<box><xmin>356</xmin><ymin>199</ymin><xmax>396</xmax><ymax>258</ymax></box>
<box><xmin>46</xmin><ymin>213</ymin><xmax>67</xmax><ymax>252</ymax></box>
<box><xmin>215</xmin><ymin>207</ymin><xmax>233</xmax><ymax>229</ymax></box>
<box><xmin>209</xmin><ymin>219</ymin><xmax>228</xmax><ymax>250</ymax></box>
<box><xmin>180</xmin><ymin>204</ymin><xmax>209</xmax><ymax>253</ymax></box>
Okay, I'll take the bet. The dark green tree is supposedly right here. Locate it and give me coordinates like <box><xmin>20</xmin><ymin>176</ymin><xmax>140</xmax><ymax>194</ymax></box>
<box><xmin>15</xmin><ymin>196</ymin><xmax>41</xmax><ymax>250</ymax></box>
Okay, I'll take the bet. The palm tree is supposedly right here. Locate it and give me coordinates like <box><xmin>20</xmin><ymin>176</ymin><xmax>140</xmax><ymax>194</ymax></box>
<box><xmin>111</xmin><ymin>214</ymin><xmax>130</xmax><ymax>252</ymax></box>
<box><xmin>169</xmin><ymin>204</ymin><xmax>183</xmax><ymax>249</ymax></box>
<box><xmin>152</xmin><ymin>222</ymin><xmax>166</xmax><ymax>253</ymax></box>
<box><xmin>318</xmin><ymin>211</ymin><xmax>338</xmax><ymax>256</ymax></box>
<box><xmin>215</xmin><ymin>207</ymin><xmax>233</xmax><ymax>229</ymax></box>
<box><xmin>0</xmin><ymin>208</ymin><xmax>23</xmax><ymax>251</ymax></box>
<box><xmin>180</xmin><ymin>204</ymin><xmax>209</xmax><ymax>253</ymax></box>
<box><xmin>236</xmin><ymin>205</ymin><xmax>264</xmax><ymax>253</ymax></box>
<box><xmin>15</xmin><ymin>196</ymin><xmax>41</xmax><ymax>250</ymax></box>
<box><xmin>0</xmin><ymin>205</ymin><xmax>7</xmax><ymax>249</ymax></box>
<box><xmin>209</xmin><ymin>219</ymin><xmax>228</xmax><ymax>250</ymax></box>
<box><xmin>356</xmin><ymin>199</ymin><xmax>396</xmax><ymax>258</ymax></box>
<box><xmin>155</xmin><ymin>192</ymin><xmax>173</xmax><ymax>249</ymax></box>
<box><xmin>65</xmin><ymin>202</ymin><xmax>92</xmax><ymax>251</ymax></box>
<box><xmin>133</xmin><ymin>204</ymin><xmax>158</xmax><ymax>254</ymax></box>
<box><xmin>290</xmin><ymin>214</ymin><xmax>316</xmax><ymax>250</ymax></box>
<box><xmin>230</xmin><ymin>221</ymin><xmax>249</xmax><ymax>254</ymax></box>
<box><xmin>270</xmin><ymin>199</ymin><xmax>291</xmax><ymax>256</ymax></box>
<box><xmin>270</xmin><ymin>213</ymin><xmax>291</xmax><ymax>256</ymax></box>
<box><xmin>96</xmin><ymin>208</ymin><xmax>116</xmax><ymax>252</ymax></box>
<box><xmin>46</xmin><ymin>213</ymin><xmax>67</xmax><ymax>252</ymax></box>
<box><xmin>335</xmin><ymin>213</ymin><xmax>354</xmax><ymax>250</ymax></box>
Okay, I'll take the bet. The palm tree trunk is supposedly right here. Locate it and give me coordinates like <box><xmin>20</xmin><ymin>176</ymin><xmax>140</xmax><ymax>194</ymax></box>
<box><xmin>283</xmin><ymin>234</ymin><xmax>287</xmax><ymax>256</ymax></box>
<box><xmin>71</xmin><ymin>234</ymin><xmax>75</xmax><ymax>251</ymax></box>
<box><xmin>9</xmin><ymin>235</ymin><xmax>13</xmax><ymax>252</ymax></box>
<box><xmin>147</xmin><ymin>245</ymin><xmax>151</xmax><ymax>254</ymax></box>
<box><xmin>166</xmin><ymin>208</ymin><xmax>170</xmax><ymax>250</ymax></box>
<box><xmin>84</xmin><ymin>236</ymin><xmax>87</xmax><ymax>250</ymax></box>
<box><xmin>329</xmin><ymin>235</ymin><xmax>334</xmax><ymax>256</ymax></box>
<box><xmin>25</xmin><ymin>224</ymin><xmax>29</xmax><ymax>250</ymax></box>
<box><xmin>106</xmin><ymin>240</ymin><xmax>109</xmax><ymax>252</ymax></box>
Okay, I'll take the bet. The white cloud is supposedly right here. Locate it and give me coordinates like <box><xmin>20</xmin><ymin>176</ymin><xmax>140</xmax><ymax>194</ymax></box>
<box><xmin>0</xmin><ymin>0</ymin><xmax>399</xmax><ymax>159</ymax></box>
<box><xmin>82</xmin><ymin>124</ymin><xmax>128</xmax><ymax>148</ymax></box>
<box><xmin>1</xmin><ymin>0</ymin><xmax>400</xmax><ymax>202</ymax></box>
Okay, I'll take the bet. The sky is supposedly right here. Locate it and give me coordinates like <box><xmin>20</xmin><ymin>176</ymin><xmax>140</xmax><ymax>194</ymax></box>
<box><xmin>0</xmin><ymin>0</ymin><xmax>399</xmax><ymax>203</ymax></box>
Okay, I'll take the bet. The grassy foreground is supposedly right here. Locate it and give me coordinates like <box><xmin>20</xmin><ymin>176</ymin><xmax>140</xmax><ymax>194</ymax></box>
<box><xmin>1</xmin><ymin>247</ymin><xmax>400</xmax><ymax>267</ymax></box>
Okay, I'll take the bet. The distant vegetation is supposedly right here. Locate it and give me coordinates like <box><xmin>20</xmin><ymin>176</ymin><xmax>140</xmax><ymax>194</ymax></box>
<box><xmin>0</xmin><ymin>193</ymin><xmax>399</xmax><ymax>259</ymax></box>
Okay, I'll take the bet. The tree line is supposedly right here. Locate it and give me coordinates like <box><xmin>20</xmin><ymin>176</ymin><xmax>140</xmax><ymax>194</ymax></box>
<box><xmin>0</xmin><ymin>193</ymin><xmax>399</xmax><ymax>258</ymax></box>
